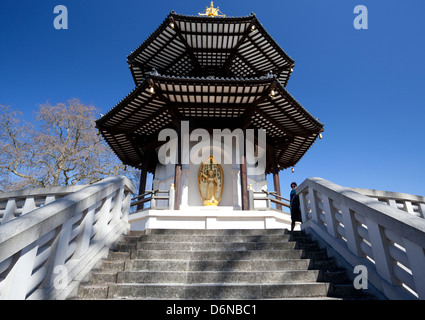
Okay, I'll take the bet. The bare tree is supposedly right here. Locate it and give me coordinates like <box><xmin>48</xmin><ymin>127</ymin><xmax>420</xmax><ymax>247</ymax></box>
<box><xmin>0</xmin><ymin>99</ymin><xmax>138</xmax><ymax>192</ymax></box>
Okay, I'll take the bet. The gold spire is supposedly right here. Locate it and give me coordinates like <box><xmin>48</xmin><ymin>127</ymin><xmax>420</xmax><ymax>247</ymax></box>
<box><xmin>199</xmin><ymin>2</ymin><xmax>226</xmax><ymax>17</ymax></box>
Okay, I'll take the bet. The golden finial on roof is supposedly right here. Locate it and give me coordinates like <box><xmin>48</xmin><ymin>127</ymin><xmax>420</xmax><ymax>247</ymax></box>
<box><xmin>199</xmin><ymin>2</ymin><xmax>226</xmax><ymax>17</ymax></box>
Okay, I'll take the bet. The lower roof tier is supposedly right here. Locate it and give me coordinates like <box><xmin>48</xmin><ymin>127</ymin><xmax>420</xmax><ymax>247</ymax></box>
<box><xmin>96</xmin><ymin>73</ymin><xmax>324</xmax><ymax>173</ymax></box>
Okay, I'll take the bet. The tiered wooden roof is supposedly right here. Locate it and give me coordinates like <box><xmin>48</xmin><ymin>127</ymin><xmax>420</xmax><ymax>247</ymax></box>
<box><xmin>127</xmin><ymin>12</ymin><xmax>294</xmax><ymax>87</ymax></box>
<box><xmin>97</xmin><ymin>12</ymin><xmax>324</xmax><ymax>174</ymax></box>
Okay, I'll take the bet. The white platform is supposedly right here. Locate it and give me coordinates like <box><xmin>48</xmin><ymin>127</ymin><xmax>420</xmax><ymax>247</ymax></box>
<box><xmin>129</xmin><ymin>207</ymin><xmax>299</xmax><ymax>231</ymax></box>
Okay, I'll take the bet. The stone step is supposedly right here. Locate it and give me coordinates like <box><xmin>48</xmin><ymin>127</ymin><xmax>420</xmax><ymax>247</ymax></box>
<box><xmin>74</xmin><ymin>229</ymin><xmax>375</xmax><ymax>300</ymax></box>
<box><xmin>125</xmin><ymin>259</ymin><xmax>311</xmax><ymax>272</ymax></box>
<box><xmin>87</xmin><ymin>269</ymin><xmax>347</xmax><ymax>287</ymax></box>
<box><xmin>119</xmin><ymin>235</ymin><xmax>143</xmax><ymax>244</ymax></box>
<box><xmin>115</xmin><ymin>270</ymin><xmax>321</xmax><ymax>284</ymax></box>
<box><xmin>321</xmin><ymin>270</ymin><xmax>349</xmax><ymax>285</ymax></box>
<box><xmin>81</xmin><ymin>269</ymin><xmax>356</xmax><ymax>296</ymax></box>
<box><xmin>78</xmin><ymin>285</ymin><xmax>109</xmax><ymax>300</ymax></box>
<box><xmin>309</xmin><ymin>257</ymin><xmax>339</xmax><ymax>271</ymax></box>
<box><xmin>98</xmin><ymin>260</ymin><xmax>126</xmax><ymax>272</ymax></box>
<box><xmin>116</xmin><ymin>234</ymin><xmax>301</xmax><ymax>251</ymax></box>
<box><xmin>134</xmin><ymin>229</ymin><xmax>311</xmax><ymax>241</ymax></box>
<box><xmin>89</xmin><ymin>272</ymin><xmax>118</xmax><ymax>284</ymax></box>
<box><xmin>137</xmin><ymin>234</ymin><xmax>292</xmax><ymax>243</ymax></box>
<box><xmin>146</xmin><ymin>229</ymin><xmax>289</xmax><ymax>236</ymax></box>
<box><xmin>134</xmin><ymin>241</ymin><xmax>296</xmax><ymax>251</ymax></box>
<box><xmin>106</xmin><ymin>282</ymin><xmax>331</xmax><ymax>299</ymax></box>
<box><xmin>328</xmin><ymin>283</ymin><xmax>371</xmax><ymax>299</ymax></box>
<box><xmin>130</xmin><ymin>249</ymin><xmax>304</xmax><ymax>261</ymax></box>
<box><xmin>293</xmin><ymin>242</ymin><xmax>321</xmax><ymax>251</ymax></box>
<box><xmin>107</xmin><ymin>252</ymin><xmax>131</xmax><ymax>261</ymax></box>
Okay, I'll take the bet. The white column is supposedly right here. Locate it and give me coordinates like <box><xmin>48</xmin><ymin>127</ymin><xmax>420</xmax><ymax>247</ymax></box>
<box><xmin>231</xmin><ymin>169</ymin><xmax>241</xmax><ymax>210</ymax></box>
<box><xmin>181</xmin><ymin>167</ymin><xmax>191</xmax><ymax>208</ymax></box>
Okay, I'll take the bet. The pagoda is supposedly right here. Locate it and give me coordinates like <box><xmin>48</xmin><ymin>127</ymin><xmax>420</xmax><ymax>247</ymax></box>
<box><xmin>96</xmin><ymin>3</ymin><xmax>324</xmax><ymax>226</ymax></box>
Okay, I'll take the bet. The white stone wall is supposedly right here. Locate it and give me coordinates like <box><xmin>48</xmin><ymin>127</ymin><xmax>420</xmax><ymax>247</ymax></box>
<box><xmin>153</xmin><ymin>135</ymin><xmax>267</xmax><ymax>210</ymax></box>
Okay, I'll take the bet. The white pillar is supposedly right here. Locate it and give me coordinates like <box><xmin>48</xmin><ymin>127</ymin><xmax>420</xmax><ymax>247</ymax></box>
<box><xmin>231</xmin><ymin>168</ymin><xmax>242</xmax><ymax>210</ymax></box>
<box><xmin>181</xmin><ymin>167</ymin><xmax>190</xmax><ymax>208</ymax></box>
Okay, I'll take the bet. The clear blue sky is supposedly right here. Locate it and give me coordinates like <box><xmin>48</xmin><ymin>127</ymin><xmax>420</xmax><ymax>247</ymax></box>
<box><xmin>1</xmin><ymin>1</ymin><xmax>424</xmax><ymax>197</ymax></box>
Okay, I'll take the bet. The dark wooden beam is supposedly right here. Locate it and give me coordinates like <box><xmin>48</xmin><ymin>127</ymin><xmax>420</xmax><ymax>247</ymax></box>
<box><xmin>272</xmin><ymin>153</ymin><xmax>282</xmax><ymax>211</ymax></box>
<box><xmin>240</xmin><ymin>135</ymin><xmax>249</xmax><ymax>211</ymax></box>
<box><xmin>137</xmin><ymin>158</ymin><xmax>149</xmax><ymax>211</ymax></box>
<box><xmin>173</xmin><ymin>128</ymin><xmax>182</xmax><ymax>210</ymax></box>
<box><xmin>223</xmin><ymin>18</ymin><xmax>257</xmax><ymax>73</ymax></box>
<box><xmin>172</xmin><ymin>22</ymin><xmax>202</xmax><ymax>74</ymax></box>
<box><xmin>253</xmin><ymin>109</ymin><xmax>295</xmax><ymax>138</ymax></box>
<box><xmin>173</xmin><ymin>164</ymin><xmax>182</xmax><ymax>210</ymax></box>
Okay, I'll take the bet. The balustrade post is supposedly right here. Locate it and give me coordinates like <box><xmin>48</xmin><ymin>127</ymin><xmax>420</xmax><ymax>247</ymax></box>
<box><xmin>151</xmin><ymin>191</ymin><xmax>157</xmax><ymax>209</ymax></box>
<box><xmin>22</xmin><ymin>197</ymin><xmax>36</xmax><ymax>215</ymax></box>
<box><xmin>366</xmin><ymin>219</ymin><xmax>397</xmax><ymax>285</ymax></box>
<box><xmin>308</xmin><ymin>188</ymin><xmax>321</xmax><ymax>224</ymax></box>
<box><xmin>112</xmin><ymin>186</ymin><xmax>124</xmax><ymax>222</ymax></box>
<box><xmin>122</xmin><ymin>190</ymin><xmax>132</xmax><ymax>221</ymax></box>
<box><xmin>92</xmin><ymin>194</ymin><xmax>112</xmax><ymax>241</ymax></box>
<box><xmin>322</xmin><ymin>195</ymin><xmax>338</xmax><ymax>238</ymax></box>
<box><xmin>2</xmin><ymin>199</ymin><xmax>17</xmax><ymax>225</ymax></box>
<box><xmin>404</xmin><ymin>201</ymin><xmax>415</xmax><ymax>214</ymax></box>
<box><xmin>44</xmin><ymin>195</ymin><xmax>56</xmax><ymax>205</ymax></box>
<box><xmin>248</xmin><ymin>185</ymin><xmax>254</xmax><ymax>210</ymax></box>
<box><xmin>404</xmin><ymin>238</ymin><xmax>425</xmax><ymax>299</ymax></box>
<box><xmin>266</xmin><ymin>192</ymin><xmax>271</xmax><ymax>210</ymax></box>
<box><xmin>169</xmin><ymin>184</ymin><xmax>175</xmax><ymax>210</ymax></box>
<box><xmin>341</xmin><ymin>207</ymin><xmax>362</xmax><ymax>256</ymax></box>
<box><xmin>0</xmin><ymin>241</ymin><xmax>39</xmax><ymax>299</ymax></box>
<box><xmin>298</xmin><ymin>190</ymin><xmax>309</xmax><ymax>223</ymax></box>
<box><xmin>388</xmin><ymin>199</ymin><xmax>398</xmax><ymax>210</ymax></box>
<box><xmin>419</xmin><ymin>203</ymin><xmax>425</xmax><ymax>219</ymax></box>
<box><xmin>73</xmin><ymin>208</ymin><xmax>96</xmax><ymax>259</ymax></box>
<box><xmin>50</xmin><ymin>219</ymin><xmax>74</xmax><ymax>272</ymax></box>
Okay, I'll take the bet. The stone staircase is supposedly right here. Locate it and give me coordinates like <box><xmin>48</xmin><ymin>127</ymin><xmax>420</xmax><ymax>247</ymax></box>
<box><xmin>73</xmin><ymin>229</ymin><xmax>375</xmax><ymax>300</ymax></box>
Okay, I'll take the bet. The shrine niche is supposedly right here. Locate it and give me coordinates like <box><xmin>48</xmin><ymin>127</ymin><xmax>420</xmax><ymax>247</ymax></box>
<box><xmin>198</xmin><ymin>156</ymin><xmax>224</xmax><ymax>206</ymax></box>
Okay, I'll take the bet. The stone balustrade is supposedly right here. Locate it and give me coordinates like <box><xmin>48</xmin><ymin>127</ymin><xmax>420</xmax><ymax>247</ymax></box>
<box><xmin>0</xmin><ymin>176</ymin><xmax>134</xmax><ymax>300</ymax></box>
<box><xmin>351</xmin><ymin>188</ymin><xmax>425</xmax><ymax>219</ymax></box>
<box><xmin>297</xmin><ymin>177</ymin><xmax>425</xmax><ymax>300</ymax></box>
<box><xmin>3</xmin><ymin>173</ymin><xmax>424</xmax><ymax>300</ymax></box>
<box><xmin>0</xmin><ymin>185</ymin><xmax>86</xmax><ymax>225</ymax></box>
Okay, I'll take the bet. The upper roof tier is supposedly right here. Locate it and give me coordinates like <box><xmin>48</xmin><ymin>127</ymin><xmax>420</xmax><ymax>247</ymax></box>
<box><xmin>127</xmin><ymin>12</ymin><xmax>295</xmax><ymax>87</ymax></box>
